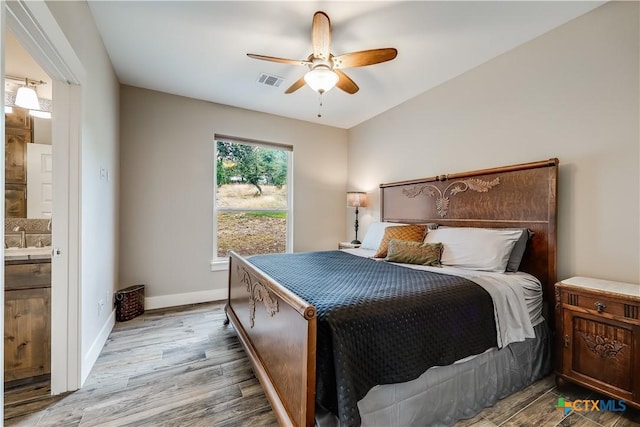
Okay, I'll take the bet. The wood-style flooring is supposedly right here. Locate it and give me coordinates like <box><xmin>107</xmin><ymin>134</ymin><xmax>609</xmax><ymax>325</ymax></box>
<box><xmin>4</xmin><ymin>301</ymin><xmax>640</xmax><ymax>427</ymax></box>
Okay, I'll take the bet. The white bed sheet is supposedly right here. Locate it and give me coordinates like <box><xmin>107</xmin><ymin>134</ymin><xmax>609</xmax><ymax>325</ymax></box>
<box><xmin>341</xmin><ymin>247</ymin><xmax>542</xmax><ymax>348</ymax></box>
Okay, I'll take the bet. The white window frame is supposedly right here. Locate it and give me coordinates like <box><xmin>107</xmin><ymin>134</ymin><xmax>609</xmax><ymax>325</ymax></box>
<box><xmin>211</xmin><ymin>134</ymin><xmax>293</xmax><ymax>271</ymax></box>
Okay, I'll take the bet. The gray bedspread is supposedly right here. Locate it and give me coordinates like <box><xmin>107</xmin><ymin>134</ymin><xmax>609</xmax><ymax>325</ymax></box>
<box><xmin>247</xmin><ymin>250</ymin><xmax>497</xmax><ymax>427</ymax></box>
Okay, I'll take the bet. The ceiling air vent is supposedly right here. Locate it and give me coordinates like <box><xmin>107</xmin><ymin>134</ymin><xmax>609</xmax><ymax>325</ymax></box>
<box><xmin>257</xmin><ymin>73</ymin><xmax>284</xmax><ymax>88</ymax></box>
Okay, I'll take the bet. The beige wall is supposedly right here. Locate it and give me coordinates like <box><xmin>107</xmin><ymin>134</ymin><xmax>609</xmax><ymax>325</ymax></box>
<box><xmin>348</xmin><ymin>2</ymin><xmax>639</xmax><ymax>284</ymax></box>
<box><xmin>119</xmin><ymin>86</ymin><xmax>348</xmax><ymax>302</ymax></box>
<box><xmin>47</xmin><ymin>1</ymin><xmax>120</xmax><ymax>381</ymax></box>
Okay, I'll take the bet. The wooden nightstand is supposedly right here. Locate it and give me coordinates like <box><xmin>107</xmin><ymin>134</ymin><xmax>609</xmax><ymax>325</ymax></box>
<box><xmin>338</xmin><ymin>242</ymin><xmax>361</xmax><ymax>249</ymax></box>
<box><xmin>555</xmin><ymin>277</ymin><xmax>640</xmax><ymax>409</ymax></box>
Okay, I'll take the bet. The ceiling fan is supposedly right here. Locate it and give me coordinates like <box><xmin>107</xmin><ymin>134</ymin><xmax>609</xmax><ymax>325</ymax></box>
<box><xmin>247</xmin><ymin>11</ymin><xmax>398</xmax><ymax>95</ymax></box>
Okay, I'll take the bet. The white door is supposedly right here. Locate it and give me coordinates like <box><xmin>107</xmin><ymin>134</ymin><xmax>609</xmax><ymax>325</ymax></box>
<box><xmin>27</xmin><ymin>143</ymin><xmax>53</xmax><ymax>219</ymax></box>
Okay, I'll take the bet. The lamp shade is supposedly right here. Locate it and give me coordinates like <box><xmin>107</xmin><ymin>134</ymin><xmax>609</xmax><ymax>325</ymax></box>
<box><xmin>15</xmin><ymin>85</ymin><xmax>40</xmax><ymax>110</ymax></box>
<box><xmin>347</xmin><ymin>192</ymin><xmax>367</xmax><ymax>208</ymax></box>
<box><xmin>304</xmin><ymin>66</ymin><xmax>339</xmax><ymax>94</ymax></box>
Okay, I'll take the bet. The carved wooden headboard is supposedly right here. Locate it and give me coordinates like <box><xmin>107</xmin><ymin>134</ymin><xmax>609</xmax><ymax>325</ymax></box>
<box><xmin>380</xmin><ymin>158</ymin><xmax>558</xmax><ymax>314</ymax></box>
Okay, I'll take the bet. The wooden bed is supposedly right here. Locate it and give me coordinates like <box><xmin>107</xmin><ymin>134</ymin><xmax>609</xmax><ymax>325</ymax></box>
<box><xmin>225</xmin><ymin>158</ymin><xmax>558</xmax><ymax>427</ymax></box>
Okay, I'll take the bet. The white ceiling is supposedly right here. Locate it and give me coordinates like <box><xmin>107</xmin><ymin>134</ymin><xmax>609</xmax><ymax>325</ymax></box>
<box><xmin>87</xmin><ymin>1</ymin><xmax>605</xmax><ymax>129</ymax></box>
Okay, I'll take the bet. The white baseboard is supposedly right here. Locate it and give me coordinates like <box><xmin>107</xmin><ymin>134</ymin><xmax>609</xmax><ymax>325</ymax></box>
<box><xmin>144</xmin><ymin>289</ymin><xmax>227</xmax><ymax>310</ymax></box>
<box><xmin>81</xmin><ymin>308</ymin><xmax>115</xmax><ymax>386</ymax></box>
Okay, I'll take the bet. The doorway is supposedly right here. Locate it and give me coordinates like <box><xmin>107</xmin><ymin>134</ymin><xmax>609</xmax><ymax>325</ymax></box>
<box><xmin>3</xmin><ymin>30</ymin><xmax>54</xmax><ymax>412</ymax></box>
<box><xmin>2</xmin><ymin>0</ymin><xmax>83</xmax><ymax>413</ymax></box>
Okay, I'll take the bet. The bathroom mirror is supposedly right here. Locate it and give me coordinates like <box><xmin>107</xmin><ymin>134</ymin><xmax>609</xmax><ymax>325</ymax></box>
<box><xmin>5</xmin><ymin>29</ymin><xmax>53</xmax><ymax>220</ymax></box>
<box><xmin>5</xmin><ymin>109</ymin><xmax>52</xmax><ymax>219</ymax></box>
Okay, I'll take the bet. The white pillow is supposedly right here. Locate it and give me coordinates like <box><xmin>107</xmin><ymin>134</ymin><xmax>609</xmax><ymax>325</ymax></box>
<box><xmin>423</xmin><ymin>227</ymin><xmax>522</xmax><ymax>272</ymax></box>
<box><xmin>360</xmin><ymin>222</ymin><xmax>407</xmax><ymax>250</ymax></box>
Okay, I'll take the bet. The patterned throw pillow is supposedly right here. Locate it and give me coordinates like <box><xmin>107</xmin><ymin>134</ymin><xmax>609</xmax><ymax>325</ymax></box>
<box><xmin>373</xmin><ymin>224</ymin><xmax>426</xmax><ymax>258</ymax></box>
<box><xmin>385</xmin><ymin>239</ymin><xmax>443</xmax><ymax>266</ymax></box>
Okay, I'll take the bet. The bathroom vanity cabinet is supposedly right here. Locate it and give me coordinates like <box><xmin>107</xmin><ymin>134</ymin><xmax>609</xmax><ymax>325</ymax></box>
<box><xmin>4</xmin><ymin>259</ymin><xmax>51</xmax><ymax>382</ymax></box>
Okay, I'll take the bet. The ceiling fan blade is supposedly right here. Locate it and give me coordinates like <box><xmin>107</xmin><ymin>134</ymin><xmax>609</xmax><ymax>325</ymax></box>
<box><xmin>247</xmin><ymin>53</ymin><xmax>311</xmax><ymax>66</ymax></box>
<box><xmin>333</xmin><ymin>48</ymin><xmax>398</xmax><ymax>69</ymax></box>
<box><xmin>284</xmin><ymin>76</ymin><xmax>307</xmax><ymax>94</ymax></box>
<box><xmin>312</xmin><ymin>11</ymin><xmax>331</xmax><ymax>60</ymax></box>
<box><xmin>335</xmin><ymin>70</ymin><xmax>359</xmax><ymax>94</ymax></box>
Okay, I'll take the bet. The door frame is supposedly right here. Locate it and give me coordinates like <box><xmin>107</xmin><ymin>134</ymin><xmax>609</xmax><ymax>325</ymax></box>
<box><xmin>3</xmin><ymin>0</ymin><xmax>84</xmax><ymax>395</ymax></box>
<box><xmin>1</xmin><ymin>3</ymin><xmax>5</xmax><ymax>418</ymax></box>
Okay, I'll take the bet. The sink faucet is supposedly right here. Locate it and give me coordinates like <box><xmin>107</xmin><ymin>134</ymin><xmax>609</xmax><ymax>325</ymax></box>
<box><xmin>13</xmin><ymin>226</ymin><xmax>26</xmax><ymax>248</ymax></box>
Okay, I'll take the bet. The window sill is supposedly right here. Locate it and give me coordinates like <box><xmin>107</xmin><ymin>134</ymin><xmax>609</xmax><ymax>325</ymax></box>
<box><xmin>210</xmin><ymin>258</ymin><xmax>229</xmax><ymax>271</ymax></box>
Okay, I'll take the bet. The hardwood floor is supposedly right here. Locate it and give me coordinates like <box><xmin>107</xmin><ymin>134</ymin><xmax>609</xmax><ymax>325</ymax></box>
<box><xmin>4</xmin><ymin>301</ymin><xmax>640</xmax><ymax>426</ymax></box>
<box><xmin>5</xmin><ymin>302</ymin><xmax>277</xmax><ymax>426</ymax></box>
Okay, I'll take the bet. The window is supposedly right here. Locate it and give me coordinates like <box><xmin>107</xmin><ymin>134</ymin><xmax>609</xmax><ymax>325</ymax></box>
<box><xmin>212</xmin><ymin>134</ymin><xmax>292</xmax><ymax>269</ymax></box>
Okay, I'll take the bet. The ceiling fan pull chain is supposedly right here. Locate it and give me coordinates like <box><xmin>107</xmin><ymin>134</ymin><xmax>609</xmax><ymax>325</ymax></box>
<box><xmin>317</xmin><ymin>92</ymin><xmax>323</xmax><ymax>118</ymax></box>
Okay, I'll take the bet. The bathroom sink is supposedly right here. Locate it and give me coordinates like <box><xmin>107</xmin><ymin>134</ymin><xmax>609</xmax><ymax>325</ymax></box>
<box><xmin>5</xmin><ymin>247</ymin><xmax>52</xmax><ymax>260</ymax></box>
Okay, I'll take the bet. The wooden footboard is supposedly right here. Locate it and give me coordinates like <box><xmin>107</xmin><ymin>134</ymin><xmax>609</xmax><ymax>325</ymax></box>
<box><xmin>225</xmin><ymin>251</ymin><xmax>317</xmax><ymax>427</ymax></box>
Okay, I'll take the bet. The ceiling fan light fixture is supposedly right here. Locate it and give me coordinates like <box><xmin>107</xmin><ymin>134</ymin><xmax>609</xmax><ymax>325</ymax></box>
<box><xmin>304</xmin><ymin>66</ymin><xmax>338</xmax><ymax>94</ymax></box>
<box><xmin>247</xmin><ymin>11</ymin><xmax>396</xmax><ymax>98</ymax></box>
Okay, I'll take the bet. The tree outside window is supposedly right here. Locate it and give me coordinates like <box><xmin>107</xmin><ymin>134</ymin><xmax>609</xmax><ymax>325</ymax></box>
<box><xmin>213</xmin><ymin>138</ymin><xmax>292</xmax><ymax>260</ymax></box>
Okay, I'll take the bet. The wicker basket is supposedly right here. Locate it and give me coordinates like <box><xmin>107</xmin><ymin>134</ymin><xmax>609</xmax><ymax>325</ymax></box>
<box><xmin>115</xmin><ymin>284</ymin><xmax>145</xmax><ymax>321</ymax></box>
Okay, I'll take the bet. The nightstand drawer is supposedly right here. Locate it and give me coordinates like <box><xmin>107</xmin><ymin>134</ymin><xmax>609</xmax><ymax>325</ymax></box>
<box><xmin>560</xmin><ymin>288</ymin><xmax>640</xmax><ymax>322</ymax></box>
